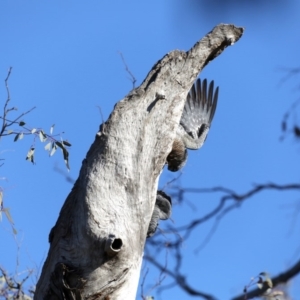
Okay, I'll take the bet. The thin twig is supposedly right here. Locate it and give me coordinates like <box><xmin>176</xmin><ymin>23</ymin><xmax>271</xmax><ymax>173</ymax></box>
<box><xmin>6</xmin><ymin>106</ymin><xmax>36</xmax><ymax>127</ymax></box>
<box><xmin>118</xmin><ymin>51</ymin><xmax>137</xmax><ymax>89</ymax></box>
<box><xmin>1</xmin><ymin>67</ymin><xmax>13</xmax><ymax>137</ymax></box>
<box><xmin>144</xmin><ymin>255</ymin><xmax>217</xmax><ymax>300</ymax></box>
<box><xmin>4</xmin><ymin>67</ymin><xmax>12</xmax><ymax>113</ymax></box>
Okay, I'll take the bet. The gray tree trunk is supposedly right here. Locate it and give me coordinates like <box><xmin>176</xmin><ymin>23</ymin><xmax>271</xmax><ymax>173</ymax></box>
<box><xmin>34</xmin><ymin>24</ymin><xmax>243</xmax><ymax>300</ymax></box>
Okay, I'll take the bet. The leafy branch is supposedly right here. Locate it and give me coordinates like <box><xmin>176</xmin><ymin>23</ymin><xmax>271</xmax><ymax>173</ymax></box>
<box><xmin>0</xmin><ymin>67</ymin><xmax>71</xmax><ymax>234</ymax></box>
<box><xmin>0</xmin><ymin>67</ymin><xmax>71</xmax><ymax>169</ymax></box>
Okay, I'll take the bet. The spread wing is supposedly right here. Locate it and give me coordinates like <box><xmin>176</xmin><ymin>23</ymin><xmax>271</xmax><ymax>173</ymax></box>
<box><xmin>179</xmin><ymin>78</ymin><xmax>219</xmax><ymax>149</ymax></box>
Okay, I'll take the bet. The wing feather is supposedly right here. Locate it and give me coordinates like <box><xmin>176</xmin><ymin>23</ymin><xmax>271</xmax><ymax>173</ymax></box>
<box><xmin>180</xmin><ymin>78</ymin><xmax>219</xmax><ymax>140</ymax></box>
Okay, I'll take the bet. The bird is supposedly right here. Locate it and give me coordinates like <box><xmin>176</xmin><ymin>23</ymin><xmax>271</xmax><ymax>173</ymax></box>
<box><xmin>166</xmin><ymin>78</ymin><xmax>219</xmax><ymax>172</ymax></box>
<box><xmin>147</xmin><ymin>191</ymin><xmax>172</xmax><ymax>238</ymax></box>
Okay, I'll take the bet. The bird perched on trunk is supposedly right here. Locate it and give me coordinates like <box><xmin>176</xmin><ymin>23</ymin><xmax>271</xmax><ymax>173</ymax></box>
<box><xmin>167</xmin><ymin>78</ymin><xmax>219</xmax><ymax>172</ymax></box>
<box><xmin>147</xmin><ymin>191</ymin><xmax>172</xmax><ymax>238</ymax></box>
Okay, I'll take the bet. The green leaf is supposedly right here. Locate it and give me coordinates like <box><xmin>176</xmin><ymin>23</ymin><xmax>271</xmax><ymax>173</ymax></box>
<box><xmin>14</xmin><ymin>132</ymin><xmax>24</xmax><ymax>141</ymax></box>
<box><xmin>50</xmin><ymin>143</ymin><xmax>57</xmax><ymax>156</ymax></box>
<box><xmin>7</xmin><ymin>129</ymin><xmax>13</xmax><ymax>134</ymax></box>
<box><xmin>14</xmin><ymin>133</ymin><xmax>20</xmax><ymax>142</ymax></box>
<box><xmin>31</xmin><ymin>128</ymin><xmax>37</xmax><ymax>134</ymax></box>
<box><xmin>62</xmin><ymin>140</ymin><xmax>72</xmax><ymax>147</ymax></box>
<box><xmin>62</xmin><ymin>148</ymin><xmax>70</xmax><ymax>170</ymax></box>
<box><xmin>3</xmin><ymin>207</ymin><xmax>14</xmax><ymax>224</ymax></box>
<box><xmin>62</xmin><ymin>148</ymin><xmax>69</xmax><ymax>161</ymax></box>
<box><xmin>54</xmin><ymin>141</ymin><xmax>70</xmax><ymax>169</ymax></box>
<box><xmin>257</xmin><ymin>283</ymin><xmax>263</xmax><ymax>289</ymax></box>
<box><xmin>39</xmin><ymin>131</ymin><xmax>44</xmax><ymax>142</ymax></box>
<box><xmin>65</xmin><ymin>158</ymin><xmax>70</xmax><ymax>170</ymax></box>
<box><xmin>265</xmin><ymin>278</ymin><xmax>273</xmax><ymax>288</ymax></box>
<box><xmin>26</xmin><ymin>147</ymin><xmax>35</xmax><ymax>164</ymax></box>
<box><xmin>55</xmin><ymin>141</ymin><xmax>64</xmax><ymax>149</ymax></box>
<box><xmin>19</xmin><ymin>121</ymin><xmax>26</xmax><ymax>126</ymax></box>
<box><xmin>50</xmin><ymin>124</ymin><xmax>55</xmax><ymax>135</ymax></box>
<box><xmin>39</xmin><ymin>130</ymin><xmax>47</xmax><ymax>142</ymax></box>
<box><xmin>44</xmin><ymin>142</ymin><xmax>51</xmax><ymax>151</ymax></box>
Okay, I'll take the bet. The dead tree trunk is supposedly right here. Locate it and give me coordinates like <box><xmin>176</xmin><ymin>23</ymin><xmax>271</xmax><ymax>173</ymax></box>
<box><xmin>34</xmin><ymin>24</ymin><xmax>243</xmax><ymax>300</ymax></box>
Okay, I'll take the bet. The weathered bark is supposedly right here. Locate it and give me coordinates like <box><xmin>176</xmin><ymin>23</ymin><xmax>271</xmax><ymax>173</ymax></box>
<box><xmin>35</xmin><ymin>24</ymin><xmax>244</xmax><ymax>300</ymax></box>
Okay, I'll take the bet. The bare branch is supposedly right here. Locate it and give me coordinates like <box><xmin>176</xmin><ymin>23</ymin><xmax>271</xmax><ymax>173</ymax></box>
<box><xmin>144</xmin><ymin>254</ymin><xmax>217</xmax><ymax>300</ymax></box>
<box><xmin>277</xmin><ymin>66</ymin><xmax>300</xmax><ymax>88</ymax></box>
<box><xmin>277</xmin><ymin>65</ymin><xmax>300</xmax><ymax>142</ymax></box>
<box><xmin>4</xmin><ymin>67</ymin><xmax>12</xmax><ymax>112</ymax></box>
<box><xmin>170</xmin><ymin>183</ymin><xmax>300</xmax><ymax>235</ymax></box>
<box><xmin>118</xmin><ymin>51</ymin><xmax>137</xmax><ymax>89</ymax></box>
<box><xmin>145</xmin><ymin>182</ymin><xmax>300</xmax><ymax>299</ymax></box>
<box><xmin>140</xmin><ymin>267</ymin><xmax>166</xmax><ymax>300</ymax></box>
<box><xmin>1</xmin><ymin>67</ymin><xmax>13</xmax><ymax>137</ymax></box>
<box><xmin>0</xmin><ymin>265</ymin><xmax>34</xmax><ymax>299</ymax></box>
<box><xmin>231</xmin><ymin>258</ymin><xmax>300</xmax><ymax>300</ymax></box>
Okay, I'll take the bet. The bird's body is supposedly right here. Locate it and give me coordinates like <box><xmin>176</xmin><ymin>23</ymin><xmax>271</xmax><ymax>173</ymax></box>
<box><xmin>166</xmin><ymin>78</ymin><xmax>219</xmax><ymax>172</ymax></box>
<box><xmin>148</xmin><ymin>79</ymin><xmax>218</xmax><ymax>236</ymax></box>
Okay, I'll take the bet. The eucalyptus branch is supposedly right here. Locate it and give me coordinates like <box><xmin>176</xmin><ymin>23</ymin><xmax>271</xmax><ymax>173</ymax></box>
<box><xmin>1</xmin><ymin>68</ymin><xmax>71</xmax><ymax>169</ymax></box>
<box><xmin>2</xmin><ymin>106</ymin><xmax>36</xmax><ymax>128</ymax></box>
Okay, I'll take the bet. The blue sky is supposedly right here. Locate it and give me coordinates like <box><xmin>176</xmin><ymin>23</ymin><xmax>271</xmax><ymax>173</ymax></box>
<box><xmin>1</xmin><ymin>1</ymin><xmax>300</xmax><ymax>299</ymax></box>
